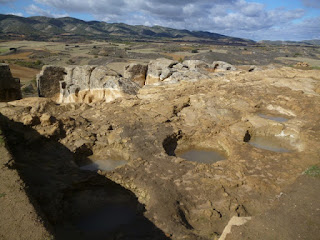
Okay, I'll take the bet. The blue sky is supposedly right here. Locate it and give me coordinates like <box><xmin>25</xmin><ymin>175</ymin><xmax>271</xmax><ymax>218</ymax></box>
<box><xmin>1</xmin><ymin>0</ymin><xmax>319</xmax><ymax>41</ymax></box>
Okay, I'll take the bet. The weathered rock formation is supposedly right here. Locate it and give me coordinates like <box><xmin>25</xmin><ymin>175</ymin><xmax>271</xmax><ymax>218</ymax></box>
<box><xmin>0</xmin><ymin>64</ymin><xmax>22</xmax><ymax>102</ymax></box>
<box><xmin>145</xmin><ymin>59</ymin><xmax>235</xmax><ymax>85</ymax></box>
<box><xmin>145</xmin><ymin>58</ymin><xmax>178</xmax><ymax>85</ymax></box>
<box><xmin>124</xmin><ymin>63</ymin><xmax>148</xmax><ymax>87</ymax></box>
<box><xmin>212</xmin><ymin>61</ymin><xmax>237</xmax><ymax>71</ymax></box>
<box><xmin>37</xmin><ymin>65</ymin><xmax>66</xmax><ymax>98</ymax></box>
<box><xmin>37</xmin><ymin>65</ymin><xmax>140</xmax><ymax>103</ymax></box>
<box><xmin>37</xmin><ymin>59</ymin><xmax>237</xmax><ymax>103</ymax></box>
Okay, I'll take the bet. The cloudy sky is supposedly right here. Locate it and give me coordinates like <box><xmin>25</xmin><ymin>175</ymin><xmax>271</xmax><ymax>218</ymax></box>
<box><xmin>1</xmin><ymin>0</ymin><xmax>320</xmax><ymax>41</ymax></box>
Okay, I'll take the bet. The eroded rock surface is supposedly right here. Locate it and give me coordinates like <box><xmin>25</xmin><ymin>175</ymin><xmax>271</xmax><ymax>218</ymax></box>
<box><xmin>124</xmin><ymin>63</ymin><xmax>148</xmax><ymax>87</ymax></box>
<box><xmin>37</xmin><ymin>65</ymin><xmax>140</xmax><ymax>104</ymax></box>
<box><xmin>2</xmin><ymin>66</ymin><xmax>320</xmax><ymax>239</ymax></box>
<box><xmin>0</xmin><ymin>63</ymin><xmax>22</xmax><ymax>102</ymax></box>
<box><xmin>37</xmin><ymin>65</ymin><xmax>66</xmax><ymax>98</ymax></box>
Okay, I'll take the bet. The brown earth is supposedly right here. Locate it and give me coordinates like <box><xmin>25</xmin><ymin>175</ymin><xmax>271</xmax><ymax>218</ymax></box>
<box><xmin>9</xmin><ymin>64</ymin><xmax>40</xmax><ymax>82</ymax></box>
<box><xmin>0</xmin><ymin>67</ymin><xmax>320</xmax><ymax>239</ymax></box>
<box><xmin>0</xmin><ymin>51</ymin><xmax>32</xmax><ymax>60</ymax></box>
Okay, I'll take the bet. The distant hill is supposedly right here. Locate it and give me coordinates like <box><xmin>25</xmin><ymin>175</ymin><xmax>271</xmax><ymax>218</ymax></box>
<box><xmin>259</xmin><ymin>40</ymin><xmax>320</xmax><ymax>46</ymax></box>
<box><xmin>0</xmin><ymin>14</ymin><xmax>254</xmax><ymax>45</ymax></box>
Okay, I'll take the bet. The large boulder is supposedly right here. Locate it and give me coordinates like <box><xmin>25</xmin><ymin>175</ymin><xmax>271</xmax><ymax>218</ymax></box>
<box><xmin>37</xmin><ymin>65</ymin><xmax>140</xmax><ymax>104</ymax></box>
<box><xmin>212</xmin><ymin>61</ymin><xmax>236</xmax><ymax>71</ymax></box>
<box><xmin>183</xmin><ymin>60</ymin><xmax>209</xmax><ymax>71</ymax></box>
<box><xmin>59</xmin><ymin>65</ymin><xmax>140</xmax><ymax>103</ymax></box>
<box><xmin>37</xmin><ymin>65</ymin><xmax>66</xmax><ymax>99</ymax></box>
<box><xmin>124</xmin><ymin>63</ymin><xmax>148</xmax><ymax>87</ymax></box>
<box><xmin>145</xmin><ymin>59</ymin><xmax>211</xmax><ymax>85</ymax></box>
<box><xmin>0</xmin><ymin>64</ymin><xmax>22</xmax><ymax>102</ymax></box>
<box><xmin>145</xmin><ymin>58</ymin><xmax>177</xmax><ymax>85</ymax></box>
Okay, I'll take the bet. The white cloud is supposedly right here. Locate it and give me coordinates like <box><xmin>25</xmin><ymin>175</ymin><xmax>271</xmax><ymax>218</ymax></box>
<box><xmin>26</xmin><ymin>0</ymin><xmax>318</xmax><ymax>40</ymax></box>
<box><xmin>26</xmin><ymin>4</ymin><xmax>68</xmax><ymax>18</ymax></box>
<box><xmin>6</xmin><ymin>12</ymin><xmax>24</xmax><ymax>17</ymax></box>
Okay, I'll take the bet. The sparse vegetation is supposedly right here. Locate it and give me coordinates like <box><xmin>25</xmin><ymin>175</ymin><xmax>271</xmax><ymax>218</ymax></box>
<box><xmin>13</xmin><ymin>60</ymin><xmax>43</xmax><ymax>69</ymax></box>
<box><xmin>303</xmin><ymin>165</ymin><xmax>320</xmax><ymax>177</ymax></box>
<box><xmin>0</xmin><ymin>193</ymin><xmax>6</xmax><ymax>198</ymax></box>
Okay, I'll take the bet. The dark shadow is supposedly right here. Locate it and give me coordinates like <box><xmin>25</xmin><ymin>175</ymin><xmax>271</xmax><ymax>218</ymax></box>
<box><xmin>243</xmin><ymin>130</ymin><xmax>251</xmax><ymax>143</ymax></box>
<box><xmin>162</xmin><ymin>131</ymin><xmax>182</xmax><ymax>157</ymax></box>
<box><xmin>0</xmin><ymin>113</ymin><xmax>170</xmax><ymax>240</ymax></box>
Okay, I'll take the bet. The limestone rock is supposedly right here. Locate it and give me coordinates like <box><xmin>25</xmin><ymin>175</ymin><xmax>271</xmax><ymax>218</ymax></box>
<box><xmin>183</xmin><ymin>60</ymin><xmax>209</xmax><ymax>71</ymax></box>
<box><xmin>124</xmin><ymin>63</ymin><xmax>148</xmax><ymax>87</ymax></box>
<box><xmin>146</xmin><ymin>58</ymin><xmax>177</xmax><ymax>85</ymax></box>
<box><xmin>212</xmin><ymin>61</ymin><xmax>236</xmax><ymax>71</ymax></box>
<box><xmin>0</xmin><ymin>64</ymin><xmax>22</xmax><ymax>102</ymax></box>
<box><xmin>145</xmin><ymin>59</ymin><xmax>211</xmax><ymax>85</ymax></box>
<box><xmin>59</xmin><ymin>65</ymin><xmax>140</xmax><ymax>103</ymax></box>
<box><xmin>37</xmin><ymin>65</ymin><xmax>66</xmax><ymax>99</ymax></box>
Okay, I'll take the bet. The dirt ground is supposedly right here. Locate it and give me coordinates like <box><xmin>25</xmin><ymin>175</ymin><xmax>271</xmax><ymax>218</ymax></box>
<box><xmin>0</xmin><ymin>65</ymin><xmax>319</xmax><ymax>239</ymax></box>
<box><xmin>9</xmin><ymin>64</ymin><xmax>40</xmax><ymax>82</ymax></box>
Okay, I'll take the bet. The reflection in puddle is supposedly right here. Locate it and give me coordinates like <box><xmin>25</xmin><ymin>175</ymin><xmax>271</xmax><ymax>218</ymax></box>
<box><xmin>76</xmin><ymin>204</ymin><xmax>136</xmax><ymax>233</ymax></box>
<box><xmin>177</xmin><ymin>149</ymin><xmax>226</xmax><ymax>164</ymax></box>
<box><xmin>80</xmin><ymin>159</ymin><xmax>128</xmax><ymax>171</ymax></box>
<box><xmin>249</xmin><ymin>136</ymin><xmax>291</xmax><ymax>152</ymax></box>
<box><xmin>257</xmin><ymin>113</ymin><xmax>288</xmax><ymax>122</ymax></box>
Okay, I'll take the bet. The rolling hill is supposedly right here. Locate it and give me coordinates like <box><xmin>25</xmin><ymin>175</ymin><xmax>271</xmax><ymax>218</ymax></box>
<box><xmin>0</xmin><ymin>14</ymin><xmax>253</xmax><ymax>45</ymax></box>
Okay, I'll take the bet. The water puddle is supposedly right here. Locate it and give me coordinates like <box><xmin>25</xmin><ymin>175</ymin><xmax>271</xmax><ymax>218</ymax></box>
<box><xmin>76</xmin><ymin>204</ymin><xmax>137</xmax><ymax>233</ymax></box>
<box><xmin>79</xmin><ymin>159</ymin><xmax>128</xmax><ymax>171</ymax></box>
<box><xmin>177</xmin><ymin>149</ymin><xmax>226</xmax><ymax>164</ymax></box>
<box><xmin>257</xmin><ymin>113</ymin><xmax>288</xmax><ymax>122</ymax></box>
<box><xmin>249</xmin><ymin>136</ymin><xmax>292</xmax><ymax>152</ymax></box>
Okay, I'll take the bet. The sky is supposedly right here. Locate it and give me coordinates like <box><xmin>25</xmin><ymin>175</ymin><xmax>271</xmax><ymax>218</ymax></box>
<box><xmin>0</xmin><ymin>0</ymin><xmax>320</xmax><ymax>41</ymax></box>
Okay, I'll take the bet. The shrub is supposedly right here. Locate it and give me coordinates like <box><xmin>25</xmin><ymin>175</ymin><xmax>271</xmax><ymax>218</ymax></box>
<box><xmin>303</xmin><ymin>165</ymin><xmax>320</xmax><ymax>177</ymax></box>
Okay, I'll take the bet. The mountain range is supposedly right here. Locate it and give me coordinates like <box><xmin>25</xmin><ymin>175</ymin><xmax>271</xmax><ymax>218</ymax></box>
<box><xmin>0</xmin><ymin>14</ymin><xmax>253</xmax><ymax>44</ymax></box>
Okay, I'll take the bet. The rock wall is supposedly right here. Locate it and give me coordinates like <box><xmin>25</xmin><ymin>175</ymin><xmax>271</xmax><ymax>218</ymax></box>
<box><xmin>37</xmin><ymin>65</ymin><xmax>140</xmax><ymax>104</ymax></box>
<box><xmin>0</xmin><ymin>64</ymin><xmax>22</xmax><ymax>102</ymax></box>
<box><xmin>37</xmin><ymin>65</ymin><xmax>66</xmax><ymax>98</ymax></box>
<box><xmin>124</xmin><ymin>63</ymin><xmax>148</xmax><ymax>87</ymax></box>
<box><xmin>37</xmin><ymin>60</ymin><xmax>236</xmax><ymax>103</ymax></box>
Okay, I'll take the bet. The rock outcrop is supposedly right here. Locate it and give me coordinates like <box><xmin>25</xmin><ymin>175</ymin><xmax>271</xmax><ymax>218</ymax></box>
<box><xmin>0</xmin><ymin>64</ymin><xmax>22</xmax><ymax>102</ymax></box>
<box><xmin>145</xmin><ymin>58</ymin><xmax>178</xmax><ymax>85</ymax></box>
<box><xmin>124</xmin><ymin>63</ymin><xmax>148</xmax><ymax>87</ymax></box>
<box><xmin>37</xmin><ymin>66</ymin><xmax>66</xmax><ymax>98</ymax></box>
<box><xmin>145</xmin><ymin>59</ymin><xmax>219</xmax><ymax>85</ymax></box>
<box><xmin>212</xmin><ymin>61</ymin><xmax>237</xmax><ymax>71</ymax></box>
<box><xmin>37</xmin><ymin>59</ymin><xmax>237</xmax><ymax>103</ymax></box>
<box><xmin>37</xmin><ymin>65</ymin><xmax>140</xmax><ymax>104</ymax></box>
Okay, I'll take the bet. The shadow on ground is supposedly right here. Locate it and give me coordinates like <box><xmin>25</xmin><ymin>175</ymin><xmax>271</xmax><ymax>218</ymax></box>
<box><xmin>0</xmin><ymin>113</ymin><xmax>170</xmax><ymax>240</ymax></box>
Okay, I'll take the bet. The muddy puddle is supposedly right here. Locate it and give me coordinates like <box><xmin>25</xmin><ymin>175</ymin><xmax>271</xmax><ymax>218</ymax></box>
<box><xmin>177</xmin><ymin>149</ymin><xmax>226</xmax><ymax>164</ymax></box>
<box><xmin>249</xmin><ymin>136</ymin><xmax>292</xmax><ymax>152</ymax></box>
<box><xmin>257</xmin><ymin>113</ymin><xmax>288</xmax><ymax>122</ymax></box>
<box><xmin>79</xmin><ymin>159</ymin><xmax>128</xmax><ymax>171</ymax></box>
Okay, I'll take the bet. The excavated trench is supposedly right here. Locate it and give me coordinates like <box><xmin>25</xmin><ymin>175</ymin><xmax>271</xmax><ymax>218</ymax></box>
<box><xmin>0</xmin><ymin>114</ymin><xmax>169</xmax><ymax>240</ymax></box>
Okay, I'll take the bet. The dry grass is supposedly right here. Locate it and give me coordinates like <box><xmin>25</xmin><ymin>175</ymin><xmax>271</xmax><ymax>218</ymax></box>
<box><xmin>0</xmin><ymin>52</ymin><xmax>32</xmax><ymax>60</ymax></box>
<box><xmin>276</xmin><ymin>57</ymin><xmax>320</xmax><ymax>67</ymax></box>
<box><xmin>162</xmin><ymin>52</ymin><xmax>185</xmax><ymax>61</ymax></box>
